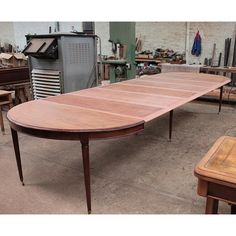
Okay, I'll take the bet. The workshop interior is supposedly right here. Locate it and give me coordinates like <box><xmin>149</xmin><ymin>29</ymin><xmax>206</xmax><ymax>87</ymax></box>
<box><xmin>1</xmin><ymin>21</ymin><xmax>236</xmax><ymax>217</ymax></box>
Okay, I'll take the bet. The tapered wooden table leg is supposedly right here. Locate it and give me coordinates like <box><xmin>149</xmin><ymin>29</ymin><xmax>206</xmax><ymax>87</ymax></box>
<box><xmin>205</xmin><ymin>196</ymin><xmax>218</xmax><ymax>214</ymax></box>
<box><xmin>11</xmin><ymin>128</ymin><xmax>24</xmax><ymax>186</ymax></box>
<box><xmin>81</xmin><ymin>138</ymin><xmax>91</xmax><ymax>214</ymax></box>
<box><xmin>218</xmin><ymin>86</ymin><xmax>223</xmax><ymax>113</ymax></box>
<box><xmin>169</xmin><ymin>110</ymin><xmax>173</xmax><ymax>141</ymax></box>
<box><xmin>0</xmin><ymin>107</ymin><xmax>4</xmax><ymax>134</ymax></box>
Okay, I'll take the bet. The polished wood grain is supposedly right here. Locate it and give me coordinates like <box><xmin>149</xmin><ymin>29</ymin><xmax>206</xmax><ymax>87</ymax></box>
<box><xmin>8</xmin><ymin>99</ymin><xmax>143</xmax><ymax>132</ymax></box>
<box><xmin>156</xmin><ymin>72</ymin><xmax>228</xmax><ymax>82</ymax></box>
<box><xmin>7</xmin><ymin>72</ymin><xmax>230</xmax><ymax>214</ymax></box>
<box><xmin>46</xmin><ymin>94</ymin><xmax>161</xmax><ymax>119</ymax></box>
<box><xmin>8</xmin><ymin>72</ymin><xmax>230</xmax><ymax>134</ymax></box>
<box><xmin>124</xmin><ymin>79</ymin><xmax>205</xmax><ymax>92</ymax></box>
<box><xmin>147</xmin><ymin>76</ymin><xmax>220</xmax><ymax>87</ymax></box>
<box><xmin>195</xmin><ymin>136</ymin><xmax>236</xmax><ymax>187</ymax></box>
<box><xmin>102</xmin><ymin>83</ymin><xmax>195</xmax><ymax>98</ymax></box>
<box><xmin>194</xmin><ymin>136</ymin><xmax>236</xmax><ymax>214</ymax></box>
<box><xmin>72</xmin><ymin>87</ymin><xmax>181</xmax><ymax>108</ymax></box>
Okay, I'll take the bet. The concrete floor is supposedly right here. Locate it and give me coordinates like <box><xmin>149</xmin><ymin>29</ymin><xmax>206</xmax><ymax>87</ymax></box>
<box><xmin>1</xmin><ymin>101</ymin><xmax>236</xmax><ymax>214</ymax></box>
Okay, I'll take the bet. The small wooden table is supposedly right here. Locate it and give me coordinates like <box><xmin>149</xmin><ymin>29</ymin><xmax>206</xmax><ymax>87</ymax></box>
<box><xmin>7</xmin><ymin>72</ymin><xmax>230</xmax><ymax>213</ymax></box>
<box><xmin>194</xmin><ymin>136</ymin><xmax>236</xmax><ymax>214</ymax></box>
<box><xmin>0</xmin><ymin>90</ymin><xmax>13</xmax><ymax>134</ymax></box>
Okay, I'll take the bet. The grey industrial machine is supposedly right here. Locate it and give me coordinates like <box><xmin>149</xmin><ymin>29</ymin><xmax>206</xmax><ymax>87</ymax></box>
<box><xmin>23</xmin><ymin>33</ymin><xmax>97</xmax><ymax>99</ymax></box>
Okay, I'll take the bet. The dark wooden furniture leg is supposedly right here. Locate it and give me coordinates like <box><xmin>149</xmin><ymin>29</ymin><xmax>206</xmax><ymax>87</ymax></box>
<box><xmin>11</xmin><ymin>128</ymin><xmax>24</xmax><ymax>186</ymax></box>
<box><xmin>8</xmin><ymin>93</ymin><xmax>13</xmax><ymax>109</ymax></box>
<box><xmin>0</xmin><ymin>107</ymin><xmax>4</xmax><ymax>134</ymax></box>
<box><xmin>81</xmin><ymin>137</ymin><xmax>91</xmax><ymax>214</ymax></box>
<box><xmin>169</xmin><ymin>110</ymin><xmax>173</xmax><ymax>141</ymax></box>
<box><xmin>218</xmin><ymin>86</ymin><xmax>223</xmax><ymax>113</ymax></box>
<box><xmin>231</xmin><ymin>204</ymin><xmax>236</xmax><ymax>214</ymax></box>
<box><xmin>205</xmin><ymin>196</ymin><xmax>219</xmax><ymax>214</ymax></box>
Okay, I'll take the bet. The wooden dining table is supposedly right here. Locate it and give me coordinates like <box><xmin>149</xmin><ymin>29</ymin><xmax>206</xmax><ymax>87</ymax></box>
<box><xmin>7</xmin><ymin>72</ymin><xmax>230</xmax><ymax>213</ymax></box>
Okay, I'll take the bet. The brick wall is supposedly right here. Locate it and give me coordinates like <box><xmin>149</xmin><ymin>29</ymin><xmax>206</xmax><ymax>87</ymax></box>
<box><xmin>137</xmin><ymin>22</ymin><xmax>236</xmax><ymax>65</ymax></box>
<box><xmin>188</xmin><ymin>22</ymin><xmax>236</xmax><ymax>65</ymax></box>
<box><xmin>136</xmin><ymin>22</ymin><xmax>187</xmax><ymax>54</ymax></box>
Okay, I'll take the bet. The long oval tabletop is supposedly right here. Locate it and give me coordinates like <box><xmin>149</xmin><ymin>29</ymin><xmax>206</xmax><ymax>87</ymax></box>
<box><xmin>7</xmin><ymin>72</ymin><xmax>230</xmax><ymax>135</ymax></box>
<box><xmin>6</xmin><ymin>72</ymin><xmax>231</xmax><ymax>214</ymax></box>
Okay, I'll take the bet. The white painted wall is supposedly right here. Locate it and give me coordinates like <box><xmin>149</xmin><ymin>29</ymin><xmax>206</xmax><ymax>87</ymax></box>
<box><xmin>95</xmin><ymin>22</ymin><xmax>187</xmax><ymax>58</ymax></box>
<box><xmin>188</xmin><ymin>22</ymin><xmax>236</xmax><ymax>65</ymax></box>
<box><xmin>136</xmin><ymin>22</ymin><xmax>236</xmax><ymax>65</ymax></box>
<box><xmin>136</xmin><ymin>22</ymin><xmax>187</xmax><ymax>54</ymax></box>
<box><xmin>0</xmin><ymin>22</ymin><xmax>14</xmax><ymax>46</ymax></box>
<box><xmin>0</xmin><ymin>21</ymin><xmax>111</xmax><ymax>54</ymax></box>
<box><xmin>95</xmin><ymin>21</ymin><xmax>111</xmax><ymax>56</ymax></box>
<box><xmin>97</xmin><ymin>22</ymin><xmax>236</xmax><ymax>65</ymax></box>
<box><xmin>1</xmin><ymin>21</ymin><xmax>236</xmax><ymax>65</ymax></box>
<box><xmin>0</xmin><ymin>21</ymin><xmax>82</xmax><ymax>50</ymax></box>
<box><xmin>14</xmin><ymin>22</ymin><xmax>56</xmax><ymax>49</ymax></box>
<box><xmin>14</xmin><ymin>22</ymin><xmax>82</xmax><ymax>49</ymax></box>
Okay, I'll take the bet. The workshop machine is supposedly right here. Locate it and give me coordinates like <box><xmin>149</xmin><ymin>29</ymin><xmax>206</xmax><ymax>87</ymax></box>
<box><xmin>104</xmin><ymin>22</ymin><xmax>136</xmax><ymax>83</ymax></box>
<box><xmin>23</xmin><ymin>32</ymin><xmax>98</xmax><ymax>99</ymax></box>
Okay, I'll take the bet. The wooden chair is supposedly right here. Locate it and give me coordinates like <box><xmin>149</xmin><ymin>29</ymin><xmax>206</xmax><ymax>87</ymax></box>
<box><xmin>0</xmin><ymin>90</ymin><xmax>13</xmax><ymax>134</ymax></box>
<box><xmin>194</xmin><ymin>136</ymin><xmax>236</xmax><ymax>214</ymax></box>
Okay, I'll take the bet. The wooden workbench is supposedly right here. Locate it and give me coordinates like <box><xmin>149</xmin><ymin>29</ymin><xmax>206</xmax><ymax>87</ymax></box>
<box><xmin>135</xmin><ymin>58</ymin><xmax>162</xmax><ymax>64</ymax></box>
<box><xmin>7</xmin><ymin>72</ymin><xmax>230</xmax><ymax>213</ymax></box>
<box><xmin>0</xmin><ymin>66</ymin><xmax>29</xmax><ymax>86</ymax></box>
<box><xmin>200</xmin><ymin>66</ymin><xmax>236</xmax><ymax>74</ymax></box>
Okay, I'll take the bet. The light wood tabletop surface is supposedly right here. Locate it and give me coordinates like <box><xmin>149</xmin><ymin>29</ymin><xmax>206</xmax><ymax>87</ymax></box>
<box><xmin>195</xmin><ymin>136</ymin><xmax>236</xmax><ymax>187</ymax></box>
<box><xmin>7</xmin><ymin>72</ymin><xmax>230</xmax><ymax>134</ymax></box>
<box><xmin>194</xmin><ymin>136</ymin><xmax>236</xmax><ymax>214</ymax></box>
<box><xmin>7</xmin><ymin>72</ymin><xmax>231</xmax><ymax>214</ymax></box>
